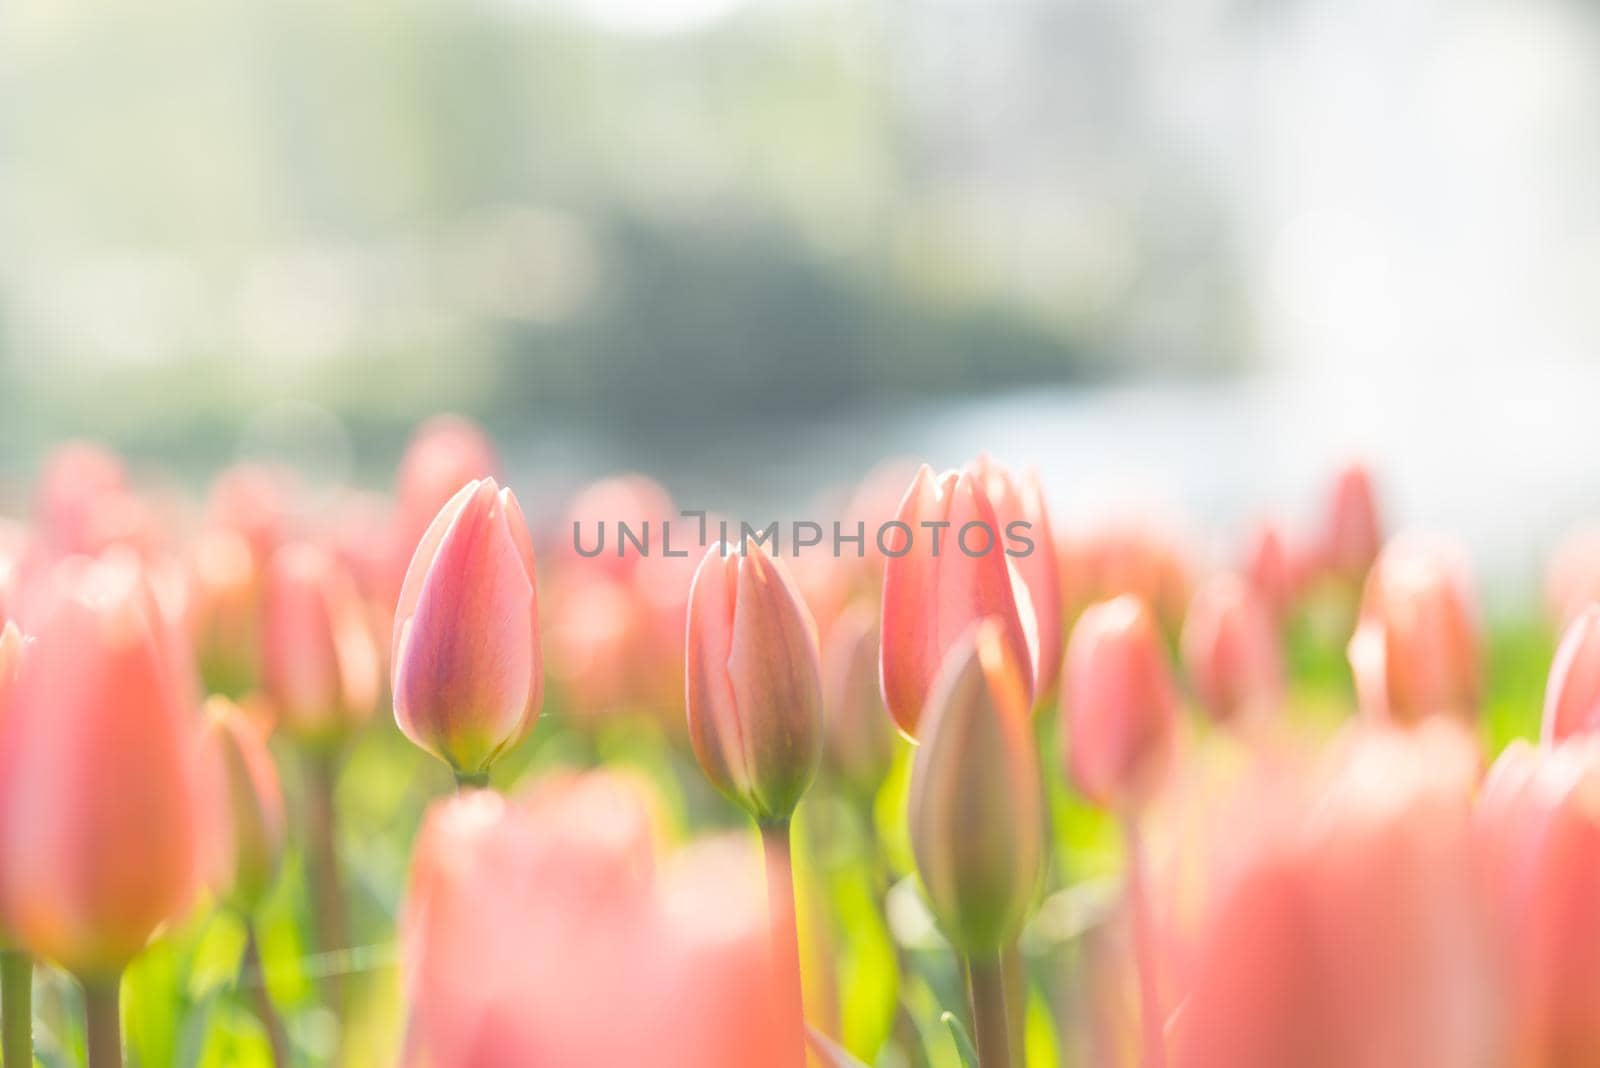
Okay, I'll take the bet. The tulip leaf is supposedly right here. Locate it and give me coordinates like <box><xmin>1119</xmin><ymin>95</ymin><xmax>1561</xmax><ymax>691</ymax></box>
<box><xmin>941</xmin><ymin>1011</ymin><xmax>980</xmax><ymax>1068</ymax></box>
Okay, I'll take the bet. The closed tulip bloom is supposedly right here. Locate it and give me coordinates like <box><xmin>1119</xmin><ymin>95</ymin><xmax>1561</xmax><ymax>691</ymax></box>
<box><xmin>1063</xmin><ymin>596</ymin><xmax>1179</xmax><ymax>811</ymax></box>
<box><xmin>1316</xmin><ymin>460</ymin><xmax>1383</xmax><ymax>583</ymax></box>
<box><xmin>1542</xmin><ymin>606</ymin><xmax>1600</xmax><ymax>743</ymax></box>
<box><xmin>1241</xmin><ymin>519</ymin><xmax>1296</xmax><ymax>622</ymax></box>
<box><xmin>393</xmin><ymin>479</ymin><xmax>542</xmax><ymax>781</ymax></box>
<box><xmin>0</xmin><ymin>553</ymin><xmax>204</xmax><ymax>978</ymax></box>
<box><xmin>880</xmin><ymin>465</ymin><xmax>1036</xmax><ymax>737</ymax></box>
<box><xmin>261</xmin><ymin>542</ymin><xmax>381</xmax><ymax>747</ymax></box>
<box><xmin>1181</xmin><ymin>575</ymin><xmax>1283</xmax><ymax>725</ymax></box>
<box><xmin>201</xmin><ymin>698</ymin><xmax>286</xmax><ymax>913</ymax></box>
<box><xmin>686</xmin><ymin>542</ymin><xmax>824</xmax><ymax>825</ymax></box>
<box><xmin>908</xmin><ymin>618</ymin><xmax>1044</xmax><ymax>955</ymax></box>
<box><xmin>821</xmin><ymin>602</ymin><xmax>896</xmax><ymax>802</ymax></box>
<box><xmin>390</xmin><ymin>417</ymin><xmax>499</xmax><ymax>596</ymax></box>
<box><xmin>968</xmin><ymin>455</ymin><xmax>1064</xmax><ymax>696</ymax></box>
<box><xmin>1347</xmin><ymin>539</ymin><xmax>1480</xmax><ymax>725</ymax></box>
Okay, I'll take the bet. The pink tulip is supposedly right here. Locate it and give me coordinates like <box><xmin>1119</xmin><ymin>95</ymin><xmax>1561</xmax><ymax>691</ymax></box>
<box><xmin>1542</xmin><ymin>605</ymin><xmax>1600</xmax><ymax>743</ymax></box>
<box><xmin>1476</xmin><ymin>739</ymin><xmax>1600</xmax><ymax>1066</ymax></box>
<box><xmin>1240</xmin><ymin>519</ymin><xmax>1297</xmax><ymax>622</ymax></box>
<box><xmin>390</xmin><ymin>416</ymin><xmax>500</xmax><ymax>597</ymax></box>
<box><xmin>0</xmin><ymin>552</ymin><xmax>205</xmax><ymax>979</ymax></box>
<box><xmin>1058</xmin><ymin>519</ymin><xmax>1196</xmax><ymax>632</ymax></box>
<box><xmin>880</xmin><ymin>465</ymin><xmax>1036</xmax><ymax>736</ymax></box>
<box><xmin>206</xmin><ymin>464</ymin><xmax>299</xmax><ymax>566</ymax></box>
<box><xmin>392</xmin><ymin>478</ymin><xmax>542</xmax><ymax>781</ymax></box>
<box><xmin>967</xmin><ymin>455</ymin><xmax>1064</xmax><ymax>696</ymax></box>
<box><xmin>260</xmin><ymin>542</ymin><xmax>380</xmax><ymax>747</ymax></box>
<box><xmin>1316</xmin><ymin>460</ymin><xmax>1383</xmax><ymax>584</ymax></box>
<box><xmin>685</xmin><ymin>542</ymin><xmax>823</xmax><ymax>824</ymax></box>
<box><xmin>907</xmin><ymin>618</ymin><xmax>1044</xmax><ymax>955</ymax></box>
<box><xmin>1546</xmin><ymin>525</ymin><xmax>1600</xmax><ymax>627</ymax></box>
<box><xmin>820</xmin><ymin>602</ymin><xmax>896</xmax><ymax>801</ymax></box>
<box><xmin>201</xmin><ymin>697</ymin><xmax>286</xmax><ymax>913</ymax></box>
<box><xmin>1062</xmin><ymin>596</ymin><xmax>1179</xmax><ymax>811</ymax></box>
<box><xmin>0</xmin><ymin>620</ymin><xmax>23</xmax><ymax>719</ymax></box>
<box><xmin>1347</xmin><ymin>538</ymin><xmax>1480</xmax><ymax>725</ymax></box>
<box><xmin>1181</xmin><ymin>575</ymin><xmax>1283</xmax><ymax>725</ymax></box>
<box><xmin>400</xmin><ymin>773</ymin><xmax>788</xmax><ymax>1068</ymax></box>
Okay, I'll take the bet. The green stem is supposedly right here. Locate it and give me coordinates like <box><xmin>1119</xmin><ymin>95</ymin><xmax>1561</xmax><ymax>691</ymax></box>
<box><xmin>1001</xmin><ymin>940</ymin><xmax>1026</xmax><ymax>1062</ymax></box>
<box><xmin>304</xmin><ymin>753</ymin><xmax>349</xmax><ymax>1021</ymax></box>
<box><xmin>453</xmin><ymin>768</ymin><xmax>490</xmax><ymax>791</ymax></box>
<box><xmin>241</xmin><ymin>924</ymin><xmax>290</xmax><ymax>1068</ymax></box>
<box><xmin>760</xmin><ymin>820</ymin><xmax>807</xmax><ymax>1068</ymax></box>
<box><xmin>82</xmin><ymin>975</ymin><xmax>121</xmax><ymax>1068</ymax></box>
<box><xmin>963</xmin><ymin>952</ymin><xmax>1012</xmax><ymax>1068</ymax></box>
<box><xmin>2</xmin><ymin>950</ymin><xmax>32</xmax><ymax>1068</ymax></box>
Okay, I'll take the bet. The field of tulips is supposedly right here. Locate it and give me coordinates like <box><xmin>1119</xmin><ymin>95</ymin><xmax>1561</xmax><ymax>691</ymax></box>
<box><xmin>1</xmin><ymin>414</ymin><xmax>1598</xmax><ymax>1068</ymax></box>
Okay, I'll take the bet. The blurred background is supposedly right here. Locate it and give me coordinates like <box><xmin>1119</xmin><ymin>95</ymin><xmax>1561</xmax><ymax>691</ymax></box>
<box><xmin>3</xmin><ymin>0</ymin><xmax>1600</xmax><ymax>601</ymax></box>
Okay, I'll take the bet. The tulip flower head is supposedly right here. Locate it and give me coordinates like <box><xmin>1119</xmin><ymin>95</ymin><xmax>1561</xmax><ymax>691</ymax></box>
<box><xmin>0</xmin><ymin>552</ymin><xmax>205</xmax><ymax>979</ymax></box>
<box><xmin>967</xmin><ymin>455</ymin><xmax>1064</xmax><ymax>697</ymax></box>
<box><xmin>201</xmin><ymin>697</ymin><xmax>287</xmax><ymax>913</ymax></box>
<box><xmin>686</xmin><ymin>541</ymin><xmax>824</xmax><ymax>825</ymax></box>
<box><xmin>393</xmin><ymin>478</ymin><xmax>543</xmax><ymax>782</ymax></box>
<box><xmin>1542</xmin><ymin>605</ymin><xmax>1600</xmax><ymax>744</ymax></box>
<box><xmin>1241</xmin><ymin>519</ymin><xmax>1297</xmax><ymax>622</ymax></box>
<box><xmin>880</xmin><ymin>465</ymin><xmax>1036</xmax><ymax>737</ymax></box>
<box><xmin>907</xmin><ymin>618</ymin><xmax>1045</xmax><ymax>955</ymax></box>
<box><xmin>1181</xmin><ymin>574</ymin><xmax>1284</xmax><ymax>725</ymax></box>
<box><xmin>1063</xmin><ymin>596</ymin><xmax>1179</xmax><ymax>812</ymax></box>
<box><xmin>1317</xmin><ymin>460</ymin><xmax>1383</xmax><ymax>584</ymax></box>
<box><xmin>390</xmin><ymin>416</ymin><xmax>500</xmax><ymax>597</ymax></box>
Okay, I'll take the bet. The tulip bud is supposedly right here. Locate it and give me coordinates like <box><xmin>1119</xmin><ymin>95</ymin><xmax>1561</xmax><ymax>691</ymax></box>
<box><xmin>1318</xmin><ymin>460</ymin><xmax>1382</xmax><ymax>583</ymax></box>
<box><xmin>1347</xmin><ymin>539</ymin><xmax>1480</xmax><ymax>725</ymax></box>
<box><xmin>261</xmin><ymin>542</ymin><xmax>381</xmax><ymax>748</ymax></box>
<box><xmin>967</xmin><ymin>455</ymin><xmax>1064</xmax><ymax>696</ymax></box>
<box><xmin>686</xmin><ymin>542</ymin><xmax>824</xmax><ymax>825</ymax></box>
<box><xmin>1241</xmin><ymin>519</ymin><xmax>1296</xmax><ymax>621</ymax></box>
<box><xmin>201</xmin><ymin>697</ymin><xmax>286</xmax><ymax>913</ymax></box>
<box><xmin>390</xmin><ymin>417</ymin><xmax>499</xmax><ymax>598</ymax></box>
<box><xmin>1542</xmin><ymin>605</ymin><xmax>1600</xmax><ymax>743</ymax></box>
<box><xmin>907</xmin><ymin>618</ymin><xmax>1044</xmax><ymax>955</ymax></box>
<box><xmin>1062</xmin><ymin>595</ymin><xmax>1178</xmax><ymax>811</ymax></box>
<box><xmin>1181</xmin><ymin>575</ymin><xmax>1283</xmax><ymax>725</ymax></box>
<box><xmin>0</xmin><ymin>553</ymin><xmax>204</xmax><ymax>978</ymax></box>
<box><xmin>880</xmin><ymin>465</ymin><xmax>1036</xmax><ymax>736</ymax></box>
<box><xmin>392</xmin><ymin>479</ymin><xmax>543</xmax><ymax>781</ymax></box>
<box><xmin>821</xmin><ymin>602</ymin><xmax>896</xmax><ymax>801</ymax></box>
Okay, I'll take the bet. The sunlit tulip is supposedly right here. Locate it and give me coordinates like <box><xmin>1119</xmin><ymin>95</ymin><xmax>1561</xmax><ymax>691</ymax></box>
<box><xmin>0</xmin><ymin>553</ymin><xmax>204</xmax><ymax>979</ymax></box>
<box><xmin>189</xmin><ymin>526</ymin><xmax>261</xmax><ymax>695</ymax></box>
<box><xmin>1059</xmin><ymin>518</ymin><xmax>1195</xmax><ymax>632</ymax></box>
<box><xmin>1347</xmin><ymin>538</ymin><xmax>1480</xmax><ymax>725</ymax></box>
<box><xmin>1171</xmin><ymin>722</ymin><xmax>1494</xmax><ymax>1068</ymax></box>
<box><xmin>1546</xmin><ymin>525</ymin><xmax>1600</xmax><ymax>627</ymax></box>
<box><xmin>1181</xmin><ymin>575</ymin><xmax>1283</xmax><ymax>725</ymax></box>
<box><xmin>207</xmin><ymin>464</ymin><xmax>299</xmax><ymax>566</ymax></box>
<box><xmin>1476</xmin><ymin>739</ymin><xmax>1600</xmax><ymax>1066</ymax></box>
<box><xmin>400</xmin><ymin>773</ymin><xmax>788</xmax><ymax>1068</ymax></box>
<box><xmin>392</xmin><ymin>479</ymin><xmax>542</xmax><ymax>783</ymax></box>
<box><xmin>880</xmin><ymin>465</ymin><xmax>1036</xmax><ymax>736</ymax></box>
<box><xmin>0</xmin><ymin>621</ymin><xmax>23</xmax><ymax>717</ymax></box>
<box><xmin>1240</xmin><ymin>519</ymin><xmax>1296</xmax><ymax>622</ymax></box>
<box><xmin>201</xmin><ymin>698</ymin><xmax>286</xmax><ymax>913</ymax></box>
<box><xmin>908</xmin><ymin>618</ymin><xmax>1044</xmax><ymax>955</ymax></box>
<box><xmin>260</xmin><ymin>542</ymin><xmax>380</xmax><ymax>747</ymax></box>
<box><xmin>686</xmin><ymin>542</ymin><xmax>823</xmax><ymax>825</ymax></box>
<box><xmin>821</xmin><ymin>602</ymin><xmax>896</xmax><ymax>801</ymax></box>
<box><xmin>390</xmin><ymin>416</ymin><xmax>500</xmax><ymax>597</ymax></box>
<box><xmin>968</xmin><ymin>455</ymin><xmax>1064</xmax><ymax>697</ymax></box>
<box><xmin>1316</xmin><ymin>460</ymin><xmax>1382</xmax><ymax>583</ymax></box>
<box><xmin>1063</xmin><ymin>596</ymin><xmax>1178</xmax><ymax>811</ymax></box>
<box><xmin>1542</xmin><ymin>605</ymin><xmax>1600</xmax><ymax>744</ymax></box>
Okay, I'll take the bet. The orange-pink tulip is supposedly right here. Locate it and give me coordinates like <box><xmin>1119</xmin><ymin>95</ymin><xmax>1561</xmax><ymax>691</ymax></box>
<box><xmin>389</xmin><ymin>416</ymin><xmax>500</xmax><ymax>597</ymax></box>
<box><xmin>968</xmin><ymin>455</ymin><xmax>1064</xmax><ymax>697</ymax></box>
<box><xmin>1062</xmin><ymin>596</ymin><xmax>1178</xmax><ymax>811</ymax></box>
<box><xmin>907</xmin><ymin>618</ymin><xmax>1044</xmax><ymax>955</ymax></box>
<box><xmin>1347</xmin><ymin>538</ymin><xmax>1480</xmax><ymax>725</ymax></box>
<box><xmin>880</xmin><ymin>465</ymin><xmax>1036</xmax><ymax>736</ymax></box>
<box><xmin>1546</xmin><ymin>525</ymin><xmax>1600</xmax><ymax>627</ymax></box>
<box><xmin>1316</xmin><ymin>460</ymin><xmax>1383</xmax><ymax>583</ymax></box>
<box><xmin>1181</xmin><ymin>575</ymin><xmax>1283</xmax><ymax>725</ymax></box>
<box><xmin>1542</xmin><ymin>605</ymin><xmax>1600</xmax><ymax>744</ymax></box>
<box><xmin>821</xmin><ymin>602</ymin><xmax>896</xmax><ymax>801</ymax></box>
<box><xmin>201</xmin><ymin>698</ymin><xmax>286</xmax><ymax>913</ymax></box>
<box><xmin>393</xmin><ymin>478</ymin><xmax>542</xmax><ymax>781</ymax></box>
<box><xmin>1241</xmin><ymin>519</ymin><xmax>1297</xmax><ymax>622</ymax></box>
<box><xmin>686</xmin><ymin>542</ymin><xmax>823</xmax><ymax>824</ymax></box>
<box><xmin>260</xmin><ymin>542</ymin><xmax>380</xmax><ymax>747</ymax></box>
<box><xmin>400</xmin><ymin>773</ymin><xmax>788</xmax><ymax>1068</ymax></box>
<box><xmin>0</xmin><ymin>553</ymin><xmax>205</xmax><ymax>978</ymax></box>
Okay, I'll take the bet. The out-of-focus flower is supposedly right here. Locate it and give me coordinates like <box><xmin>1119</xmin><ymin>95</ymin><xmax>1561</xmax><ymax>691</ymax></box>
<box><xmin>393</xmin><ymin>479</ymin><xmax>542</xmax><ymax>781</ymax></box>
<box><xmin>686</xmin><ymin>542</ymin><xmax>823</xmax><ymax>825</ymax></box>
<box><xmin>207</xmin><ymin>463</ymin><xmax>300</xmax><ymax>566</ymax></box>
<box><xmin>880</xmin><ymin>465</ymin><xmax>1036</xmax><ymax>736</ymax></box>
<box><xmin>1476</xmin><ymin>739</ymin><xmax>1600</xmax><ymax>1067</ymax></box>
<box><xmin>389</xmin><ymin>416</ymin><xmax>500</xmax><ymax>598</ymax></box>
<box><xmin>189</xmin><ymin>526</ymin><xmax>261</xmax><ymax>694</ymax></box>
<box><xmin>260</xmin><ymin>542</ymin><xmax>380</xmax><ymax>748</ymax></box>
<box><xmin>400</xmin><ymin>773</ymin><xmax>789</xmax><ymax>1068</ymax></box>
<box><xmin>1063</xmin><ymin>596</ymin><xmax>1178</xmax><ymax>811</ymax></box>
<box><xmin>968</xmin><ymin>455</ymin><xmax>1064</xmax><ymax>698</ymax></box>
<box><xmin>1241</xmin><ymin>519</ymin><xmax>1298</xmax><ymax>622</ymax></box>
<box><xmin>33</xmin><ymin>441</ymin><xmax>161</xmax><ymax>559</ymax></box>
<box><xmin>820</xmin><ymin>602</ymin><xmax>896</xmax><ymax>802</ymax></box>
<box><xmin>201</xmin><ymin>697</ymin><xmax>286</xmax><ymax>914</ymax></box>
<box><xmin>1314</xmin><ymin>460</ymin><xmax>1383</xmax><ymax>585</ymax></box>
<box><xmin>1544</xmin><ymin>606</ymin><xmax>1600</xmax><ymax>744</ymax></box>
<box><xmin>0</xmin><ymin>552</ymin><xmax>205</xmax><ymax>979</ymax></box>
<box><xmin>907</xmin><ymin>618</ymin><xmax>1044</xmax><ymax>955</ymax></box>
<box><xmin>1058</xmin><ymin>518</ymin><xmax>1195</xmax><ymax>632</ymax></box>
<box><xmin>1546</xmin><ymin>525</ymin><xmax>1600</xmax><ymax>627</ymax></box>
<box><xmin>1181</xmin><ymin>575</ymin><xmax>1283</xmax><ymax>725</ymax></box>
<box><xmin>1170</xmin><ymin>721</ymin><xmax>1495</xmax><ymax>1068</ymax></box>
<box><xmin>1347</xmin><ymin>538</ymin><xmax>1480</xmax><ymax>726</ymax></box>
<box><xmin>0</xmin><ymin>620</ymin><xmax>24</xmax><ymax>722</ymax></box>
